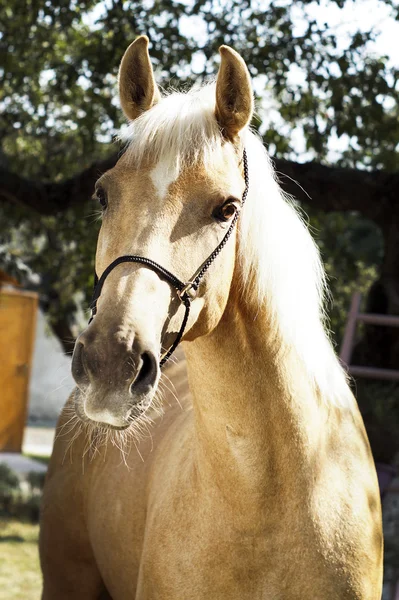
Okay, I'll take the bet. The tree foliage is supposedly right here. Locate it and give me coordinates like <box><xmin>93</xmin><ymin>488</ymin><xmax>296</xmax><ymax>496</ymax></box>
<box><xmin>3</xmin><ymin>0</ymin><xmax>399</xmax><ymax>178</ymax></box>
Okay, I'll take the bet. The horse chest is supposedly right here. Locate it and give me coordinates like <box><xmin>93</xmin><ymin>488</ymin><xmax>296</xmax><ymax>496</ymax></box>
<box><xmin>129</xmin><ymin>495</ymin><xmax>358</xmax><ymax>600</ymax></box>
<box><xmin>134</xmin><ymin>526</ymin><xmax>355</xmax><ymax>600</ymax></box>
<box><xmin>88</xmin><ymin>430</ymin><xmax>380</xmax><ymax>600</ymax></box>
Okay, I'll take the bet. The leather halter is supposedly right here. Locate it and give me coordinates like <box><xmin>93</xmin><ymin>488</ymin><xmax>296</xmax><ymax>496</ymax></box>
<box><xmin>89</xmin><ymin>149</ymin><xmax>249</xmax><ymax>367</ymax></box>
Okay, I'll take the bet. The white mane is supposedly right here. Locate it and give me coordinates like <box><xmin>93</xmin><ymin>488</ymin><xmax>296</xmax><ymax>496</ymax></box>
<box><xmin>120</xmin><ymin>85</ymin><xmax>353</xmax><ymax>408</ymax></box>
<box><xmin>240</xmin><ymin>132</ymin><xmax>352</xmax><ymax>408</ymax></box>
<box><xmin>120</xmin><ymin>84</ymin><xmax>223</xmax><ymax>173</ymax></box>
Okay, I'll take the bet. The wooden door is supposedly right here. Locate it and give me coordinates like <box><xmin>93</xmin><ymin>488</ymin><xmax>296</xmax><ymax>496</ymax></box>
<box><xmin>0</xmin><ymin>287</ymin><xmax>38</xmax><ymax>452</ymax></box>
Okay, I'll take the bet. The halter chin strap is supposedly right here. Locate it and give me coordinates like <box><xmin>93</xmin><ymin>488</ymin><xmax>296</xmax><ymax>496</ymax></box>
<box><xmin>89</xmin><ymin>148</ymin><xmax>249</xmax><ymax>367</ymax></box>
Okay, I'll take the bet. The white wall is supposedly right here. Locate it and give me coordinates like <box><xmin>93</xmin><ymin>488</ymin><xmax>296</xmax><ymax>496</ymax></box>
<box><xmin>28</xmin><ymin>309</ymin><xmax>75</xmax><ymax>424</ymax></box>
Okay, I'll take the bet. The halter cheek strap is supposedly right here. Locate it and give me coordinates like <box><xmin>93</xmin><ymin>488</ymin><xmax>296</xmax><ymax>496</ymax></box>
<box><xmin>88</xmin><ymin>148</ymin><xmax>249</xmax><ymax>367</ymax></box>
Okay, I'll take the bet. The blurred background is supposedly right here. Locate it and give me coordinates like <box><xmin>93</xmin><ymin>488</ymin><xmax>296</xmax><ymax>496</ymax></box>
<box><xmin>1</xmin><ymin>0</ymin><xmax>399</xmax><ymax>597</ymax></box>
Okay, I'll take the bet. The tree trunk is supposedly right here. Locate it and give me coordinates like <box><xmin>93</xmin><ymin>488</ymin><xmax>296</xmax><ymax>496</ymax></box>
<box><xmin>49</xmin><ymin>315</ymin><xmax>76</xmax><ymax>356</ymax></box>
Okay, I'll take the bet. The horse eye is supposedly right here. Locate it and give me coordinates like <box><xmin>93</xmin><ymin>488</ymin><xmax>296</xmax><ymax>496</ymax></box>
<box><xmin>213</xmin><ymin>199</ymin><xmax>238</xmax><ymax>222</ymax></box>
<box><xmin>95</xmin><ymin>188</ymin><xmax>108</xmax><ymax>210</ymax></box>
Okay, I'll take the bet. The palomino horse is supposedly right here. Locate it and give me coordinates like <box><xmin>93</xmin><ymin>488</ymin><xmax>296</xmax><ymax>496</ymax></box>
<box><xmin>40</xmin><ymin>37</ymin><xmax>383</xmax><ymax>599</ymax></box>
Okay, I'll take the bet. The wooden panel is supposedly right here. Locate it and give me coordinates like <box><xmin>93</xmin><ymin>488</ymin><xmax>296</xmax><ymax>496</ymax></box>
<box><xmin>357</xmin><ymin>313</ymin><xmax>399</xmax><ymax>327</ymax></box>
<box><xmin>0</xmin><ymin>288</ymin><xmax>38</xmax><ymax>452</ymax></box>
<box><xmin>340</xmin><ymin>292</ymin><xmax>362</xmax><ymax>365</ymax></box>
<box><xmin>348</xmin><ymin>365</ymin><xmax>399</xmax><ymax>382</ymax></box>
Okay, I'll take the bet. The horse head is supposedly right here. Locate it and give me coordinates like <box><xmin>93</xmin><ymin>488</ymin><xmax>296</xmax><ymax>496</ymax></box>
<box><xmin>71</xmin><ymin>36</ymin><xmax>253</xmax><ymax>428</ymax></box>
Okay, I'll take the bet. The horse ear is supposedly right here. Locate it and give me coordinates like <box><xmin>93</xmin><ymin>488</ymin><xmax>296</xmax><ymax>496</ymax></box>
<box><xmin>215</xmin><ymin>46</ymin><xmax>254</xmax><ymax>140</ymax></box>
<box><xmin>118</xmin><ymin>36</ymin><xmax>161</xmax><ymax>121</ymax></box>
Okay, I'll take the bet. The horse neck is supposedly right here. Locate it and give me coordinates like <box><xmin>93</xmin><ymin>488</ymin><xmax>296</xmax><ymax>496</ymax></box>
<box><xmin>183</xmin><ymin>277</ymin><xmax>328</xmax><ymax>513</ymax></box>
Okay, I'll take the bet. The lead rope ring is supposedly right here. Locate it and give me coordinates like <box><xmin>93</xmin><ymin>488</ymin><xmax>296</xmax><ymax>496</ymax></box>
<box><xmin>88</xmin><ymin>148</ymin><xmax>249</xmax><ymax>367</ymax></box>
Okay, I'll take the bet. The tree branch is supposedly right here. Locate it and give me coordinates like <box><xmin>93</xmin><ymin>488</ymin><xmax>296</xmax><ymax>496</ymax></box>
<box><xmin>272</xmin><ymin>158</ymin><xmax>398</xmax><ymax>224</ymax></box>
<box><xmin>1</xmin><ymin>154</ymin><xmax>398</xmax><ymax>223</ymax></box>
<box><xmin>0</xmin><ymin>154</ymin><xmax>118</xmax><ymax>215</ymax></box>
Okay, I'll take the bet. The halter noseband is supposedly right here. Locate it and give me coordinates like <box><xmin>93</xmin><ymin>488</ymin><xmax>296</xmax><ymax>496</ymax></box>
<box><xmin>89</xmin><ymin>148</ymin><xmax>249</xmax><ymax>367</ymax></box>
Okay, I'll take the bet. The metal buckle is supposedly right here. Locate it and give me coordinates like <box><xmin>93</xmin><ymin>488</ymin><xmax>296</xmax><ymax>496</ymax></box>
<box><xmin>177</xmin><ymin>281</ymin><xmax>197</xmax><ymax>301</ymax></box>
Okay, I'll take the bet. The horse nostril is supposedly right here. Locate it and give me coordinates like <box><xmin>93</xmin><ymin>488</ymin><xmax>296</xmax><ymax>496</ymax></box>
<box><xmin>130</xmin><ymin>351</ymin><xmax>158</xmax><ymax>396</ymax></box>
<box><xmin>71</xmin><ymin>341</ymin><xmax>88</xmax><ymax>384</ymax></box>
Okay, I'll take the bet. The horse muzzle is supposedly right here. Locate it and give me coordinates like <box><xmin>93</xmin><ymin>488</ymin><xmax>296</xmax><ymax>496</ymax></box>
<box><xmin>71</xmin><ymin>326</ymin><xmax>160</xmax><ymax>428</ymax></box>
